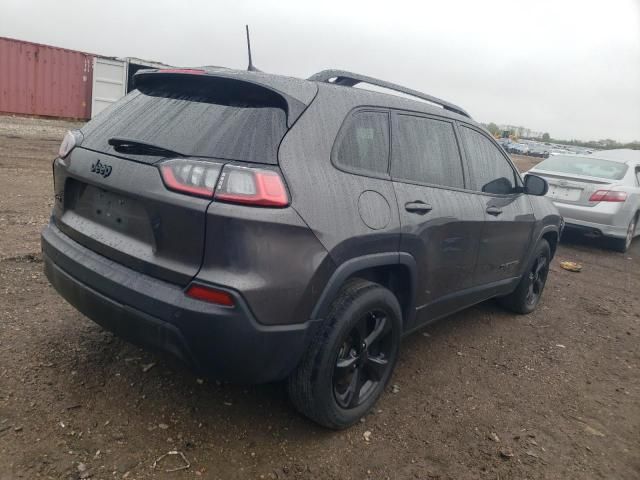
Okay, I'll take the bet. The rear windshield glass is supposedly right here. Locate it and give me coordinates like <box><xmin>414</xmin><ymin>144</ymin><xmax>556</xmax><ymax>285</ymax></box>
<box><xmin>536</xmin><ymin>155</ymin><xmax>628</xmax><ymax>180</ymax></box>
<box><xmin>81</xmin><ymin>75</ymin><xmax>288</xmax><ymax>164</ymax></box>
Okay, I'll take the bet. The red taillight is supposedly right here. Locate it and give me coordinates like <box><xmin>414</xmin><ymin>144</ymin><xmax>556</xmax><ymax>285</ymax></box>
<box><xmin>589</xmin><ymin>190</ymin><xmax>627</xmax><ymax>202</ymax></box>
<box><xmin>214</xmin><ymin>165</ymin><xmax>289</xmax><ymax>207</ymax></box>
<box><xmin>159</xmin><ymin>159</ymin><xmax>223</xmax><ymax>198</ymax></box>
<box><xmin>158</xmin><ymin>160</ymin><xmax>289</xmax><ymax>207</ymax></box>
<box><xmin>185</xmin><ymin>284</ymin><xmax>235</xmax><ymax>307</ymax></box>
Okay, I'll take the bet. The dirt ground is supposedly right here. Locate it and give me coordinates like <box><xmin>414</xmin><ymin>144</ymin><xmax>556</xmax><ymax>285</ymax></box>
<box><xmin>0</xmin><ymin>114</ymin><xmax>638</xmax><ymax>480</ymax></box>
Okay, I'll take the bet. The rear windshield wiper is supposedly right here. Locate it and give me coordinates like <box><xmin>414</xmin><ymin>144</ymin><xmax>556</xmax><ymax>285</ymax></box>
<box><xmin>108</xmin><ymin>137</ymin><xmax>185</xmax><ymax>157</ymax></box>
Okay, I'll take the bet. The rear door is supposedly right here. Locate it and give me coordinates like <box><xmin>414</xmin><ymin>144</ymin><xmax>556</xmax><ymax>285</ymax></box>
<box><xmin>390</xmin><ymin>113</ymin><xmax>484</xmax><ymax>326</ymax></box>
<box><xmin>458</xmin><ymin>125</ymin><xmax>535</xmax><ymax>286</ymax></box>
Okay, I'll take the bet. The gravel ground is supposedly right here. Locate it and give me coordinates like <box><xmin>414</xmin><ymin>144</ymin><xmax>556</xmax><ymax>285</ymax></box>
<box><xmin>0</xmin><ymin>114</ymin><xmax>638</xmax><ymax>479</ymax></box>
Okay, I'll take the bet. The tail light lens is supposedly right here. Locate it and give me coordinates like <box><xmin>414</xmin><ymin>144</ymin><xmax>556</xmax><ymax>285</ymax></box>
<box><xmin>59</xmin><ymin>130</ymin><xmax>83</xmax><ymax>158</ymax></box>
<box><xmin>159</xmin><ymin>159</ymin><xmax>223</xmax><ymax>198</ymax></box>
<box><xmin>185</xmin><ymin>284</ymin><xmax>235</xmax><ymax>307</ymax></box>
<box><xmin>589</xmin><ymin>190</ymin><xmax>627</xmax><ymax>202</ymax></box>
<box><xmin>159</xmin><ymin>160</ymin><xmax>289</xmax><ymax>207</ymax></box>
<box><xmin>214</xmin><ymin>165</ymin><xmax>289</xmax><ymax>207</ymax></box>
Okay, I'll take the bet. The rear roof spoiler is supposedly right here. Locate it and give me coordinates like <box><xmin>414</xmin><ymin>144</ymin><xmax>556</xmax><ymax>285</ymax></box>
<box><xmin>133</xmin><ymin>68</ymin><xmax>312</xmax><ymax>128</ymax></box>
<box><xmin>308</xmin><ymin>69</ymin><xmax>471</xmax><ymax>118</ymax></box>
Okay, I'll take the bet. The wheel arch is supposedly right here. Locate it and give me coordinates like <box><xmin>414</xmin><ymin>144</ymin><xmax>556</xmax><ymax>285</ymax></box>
<box><xmin>310</xmin><ymin>253</ymin><xmax>417</xmax><ymax>328</ymax></box>
<box><xmin>541</xmin><ymin>229</ymin><xmax>559</xmax><ymax>259</ymax></box>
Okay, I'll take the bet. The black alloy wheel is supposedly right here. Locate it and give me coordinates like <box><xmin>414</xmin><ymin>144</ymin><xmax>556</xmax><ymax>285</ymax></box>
<box><xmin>333</xmin><ymin>309</ymin><xmax>393</xmax><ymax>409</ymax></box>
<box><xmin>287</xmin><ymin>279</ymin><xmax>402</xmax><ymax>429</ymax></box>
<box><xmin>525</xmin><ymin>254</ymin><xmax>549</xmax><ymax>307</ymax></box>
<box><xmin>498</xmin><ymin>238</ymin><xmax>551</xmax><ymax>314</ymax></box>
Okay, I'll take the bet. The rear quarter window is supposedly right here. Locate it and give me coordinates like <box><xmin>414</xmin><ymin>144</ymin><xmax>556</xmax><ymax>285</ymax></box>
<box><xmin>332</xmin><ymin>111</ymin><xmax>390</xmax><ymax>177</ymax></box>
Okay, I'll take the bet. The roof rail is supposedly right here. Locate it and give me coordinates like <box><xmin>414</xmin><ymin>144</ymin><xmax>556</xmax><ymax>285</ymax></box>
<box><xmin>308</xmin><ymin>69</ymin><xmax>471</xmax><ymax>118</ymax></box>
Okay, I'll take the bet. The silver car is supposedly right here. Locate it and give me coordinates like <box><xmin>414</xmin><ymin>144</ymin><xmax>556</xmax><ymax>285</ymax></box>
<box><xmin>528</xmin><ymin>149</ymin><xmax>640</xmax><ymax>252</ymax></box>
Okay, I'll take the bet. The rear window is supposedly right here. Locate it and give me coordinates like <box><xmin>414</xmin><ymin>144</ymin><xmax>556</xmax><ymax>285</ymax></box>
<box><xmin>333</xmin><ymin>111</ymin><xmax>390</xmax><ymax>176</ymax></box>
<box><xmin>536</xmin><ymin>155</ymin><xmax>628</xmax><ymax>180</ymax></box>
<box><xmin>81</xmin><ymin>75</ymin><xmax>288</xmax><ymax>164</ymax></box>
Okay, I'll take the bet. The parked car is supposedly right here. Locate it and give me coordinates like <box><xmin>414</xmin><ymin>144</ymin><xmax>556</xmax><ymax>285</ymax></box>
<box><xmin>496</xmin><ymin>138</ymin><xmax>512</xmax><ymax>151</ymax></box>
<box><xmin>507</xmin><ymin>143</ymin><xmax>529</xmax><ymax>155</ymax></box>
<box><xmin>42</xmin><ymin>67</ymin><xmax>562</xmax><ymax>428</ymax></box>
<box><xmin>528</xmin><ymin>151</ymin><xmax>640</xmax><ymax>251</ymax></box>
<box><xmin>528</xmin><ymin>146</ymin><xmax>550</xmax><ymax>158</ymax></box>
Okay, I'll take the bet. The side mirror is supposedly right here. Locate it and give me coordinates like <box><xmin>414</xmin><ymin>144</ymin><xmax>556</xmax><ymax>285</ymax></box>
<box><xmin>524</xmin><ymin>174</ymin><xmax>548</xmax><ymax>196</ymax></box>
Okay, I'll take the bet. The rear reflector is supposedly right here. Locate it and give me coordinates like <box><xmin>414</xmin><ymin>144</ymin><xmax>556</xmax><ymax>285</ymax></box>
<box><xmin>185</xmin><ymin>284</ymin><xmax>235</xmax><ymax>307</ymax></box>
<box><xmin>589</xmin><ymin>190</ymin><xmax>627</xmax><ymax>202</ymax></box>
<box><xmin>214</xmin><ymin>165</ymin><xmax>289</xmax><ymax>207</ymax></box>
<box><xmin>159</xmin><ymin>159</ymin><xmax>223</xmax><ymax>198</ymax></box>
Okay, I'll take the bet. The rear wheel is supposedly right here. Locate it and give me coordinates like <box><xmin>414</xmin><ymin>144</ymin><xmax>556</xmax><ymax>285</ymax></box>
<box><xmin>610</xmin><ymin>214</ymin><xmax>637</xmax><ymax>253</ymax></box>
<box><xmin>287</xmin><ymin>279</ymin><xmax>402</xmax><ymax>429</ymax></box>
<box><xmin>498</xmin><ymin>239</ymin><xmax>550</xmax><ymax>314</ymax></box>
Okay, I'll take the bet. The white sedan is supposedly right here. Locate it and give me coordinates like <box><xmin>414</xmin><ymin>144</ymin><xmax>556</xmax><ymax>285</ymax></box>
<box><xmin>527</xmin><ymin>149</ymin><xmax>640</xmax><ymax>252</ymax></box>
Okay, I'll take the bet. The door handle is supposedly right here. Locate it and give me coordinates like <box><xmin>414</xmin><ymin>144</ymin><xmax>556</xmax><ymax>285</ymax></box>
<box><xmin>405</xmin><ymin>201</ymin><xmax>433</xmax><ymax>215</ymax></box>
<box><xmin>486</xmin><ymin>205</ymin><xmax>503</xmax><ymax>216</ymax></box>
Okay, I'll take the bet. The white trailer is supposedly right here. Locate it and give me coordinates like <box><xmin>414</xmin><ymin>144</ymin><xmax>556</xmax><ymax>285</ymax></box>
<box><xmin>91</xmin><ymin>57</ymin><xmax>172</xmax><ymax>118</ymax></box>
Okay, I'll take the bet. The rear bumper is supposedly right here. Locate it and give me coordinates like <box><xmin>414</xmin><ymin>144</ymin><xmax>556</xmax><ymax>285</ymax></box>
<box><xmin>562</xmin><ymin>220</ymin><xmax>627</xmax><ymax>238</ymax></box>
<box><xmin>42</xmin><ymin>221</ymin><xmax>315</xmax><ymax>383</ymax></box>
<box><xmin>552</xmin><ymin>202</ymin><xmax>629</xmax><ymax>238</ymax></box>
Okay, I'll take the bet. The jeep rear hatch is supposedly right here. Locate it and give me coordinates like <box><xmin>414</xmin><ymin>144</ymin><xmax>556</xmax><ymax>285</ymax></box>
<box><xmin>80</xmin><ymin>70</ymin><xmax>316</xmax><ymax>165</ymax></box>
<box><xmin>53</xmin><ymin>70</ymin><xmax>316</xmax><ymax>286</ymax></box>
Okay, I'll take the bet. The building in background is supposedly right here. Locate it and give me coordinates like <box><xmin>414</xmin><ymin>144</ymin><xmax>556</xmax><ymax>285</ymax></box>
<box><xmin>0</xmin><ymin>36</ymin><xmax>170</xmax><ymax>121</ymax></box>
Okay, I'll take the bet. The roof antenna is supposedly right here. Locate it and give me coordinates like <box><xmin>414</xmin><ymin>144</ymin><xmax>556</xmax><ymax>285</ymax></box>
<box><xmin>245</xmin><ymin>25</ymin><xmax>261</xmax><ymax>72</ymax></box>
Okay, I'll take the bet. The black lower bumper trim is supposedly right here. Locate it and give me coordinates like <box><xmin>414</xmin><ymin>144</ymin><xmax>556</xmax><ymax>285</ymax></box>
<box><xmin>45</xmin><ymin>255</ymin><xmax>199</xmax><ymax>369</ymax></box>
<box><xmin>564</xmin><ymin>223</ymin><xmax>602</xmax><ymax>236</ymax></box>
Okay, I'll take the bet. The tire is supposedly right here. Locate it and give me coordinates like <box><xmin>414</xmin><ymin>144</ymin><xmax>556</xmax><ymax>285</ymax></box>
<box><xmin>498</xmin><ymin>239</ymin><xmax>551</xmax><ymax>314</ymax></box>
<box><xmin>287</xmin><ymin>278</ymin><xmax>402</xmax><ymax>429</ymax></box>
<box><xmin>610</xmin><ymin>214</ymin><xmax>638</xmax><ymax>253</ymax></box>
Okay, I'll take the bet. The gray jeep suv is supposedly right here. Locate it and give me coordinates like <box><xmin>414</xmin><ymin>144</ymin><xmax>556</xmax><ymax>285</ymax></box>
<box><xmin>42</xmin><ymin>68</ymin><xmax>562</xmax><ymax>428</ymax></box>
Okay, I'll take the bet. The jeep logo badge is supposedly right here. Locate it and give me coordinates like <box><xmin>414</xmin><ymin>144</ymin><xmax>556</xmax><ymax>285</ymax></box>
<box><xmin>91</xmin><ymin>159</ymin><xmax>112</xmax><ymax>178</ymax></box>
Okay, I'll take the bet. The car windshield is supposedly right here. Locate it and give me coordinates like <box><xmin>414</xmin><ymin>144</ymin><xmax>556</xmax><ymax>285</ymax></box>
<box><xmin>536</xmin><ymin>155</ymin><xmax>628</xmax><ymax>180</ymax></box>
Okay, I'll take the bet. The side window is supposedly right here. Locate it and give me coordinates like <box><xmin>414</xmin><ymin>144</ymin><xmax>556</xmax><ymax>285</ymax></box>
<box><xmin>391</xmin><ymin>115</ymin><xmax>464</xmax><ymax>189</ymax></box>
<box><xmin>635</xmin><ymin>167</ymin><xmax>640</xmax><ymax>186</ymax></box>
<box><xmin>334</xmin><ymin>111</ymin><xmax>389</xmax><ymax>176</ymax></box>
<box><xmin>460</xmin><ymin>126</ymin><xmax>518</xmax><ymax>195</ymax></box>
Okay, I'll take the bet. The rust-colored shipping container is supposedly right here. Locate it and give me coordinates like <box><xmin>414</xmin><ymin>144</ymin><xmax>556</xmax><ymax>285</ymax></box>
<box><xmin>0</xmin><ymin>37</ymin><xmax>93</xmax><ymax>120</ymax></box>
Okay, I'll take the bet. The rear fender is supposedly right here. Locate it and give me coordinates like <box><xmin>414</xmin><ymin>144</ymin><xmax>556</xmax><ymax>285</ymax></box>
<box><xmin>310</xmin><ymin>252</ymin><xmax>417</xmax><ymax>329</ymax></box>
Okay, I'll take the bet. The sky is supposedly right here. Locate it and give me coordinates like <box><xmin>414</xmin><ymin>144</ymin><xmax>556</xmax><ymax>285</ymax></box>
<box><xmin>2</xmin><ymin>0</ymin><xmax>639</xmax><ymax>142</ymax></box>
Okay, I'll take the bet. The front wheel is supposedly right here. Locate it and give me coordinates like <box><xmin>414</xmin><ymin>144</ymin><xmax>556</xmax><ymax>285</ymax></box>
<box><xmin>498</xmin><ymin>239</ymin><xmax>551</xmax><ymax>314</ymax></box>
<box><xmin>287</xmin><ymin>279</ymin><xmax>402</xmax><ymax>429</ymax></box>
